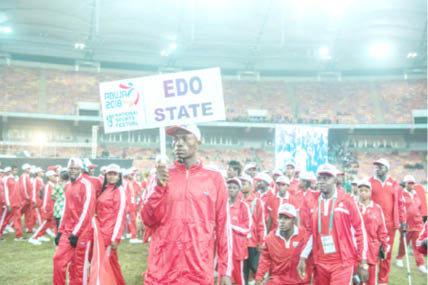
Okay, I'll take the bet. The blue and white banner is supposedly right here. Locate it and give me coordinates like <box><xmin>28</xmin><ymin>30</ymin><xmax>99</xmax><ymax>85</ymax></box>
<box><xmin>275</xmin><ymin>125</ymin><xmax>328</xmax><ymax>173</ymax></box>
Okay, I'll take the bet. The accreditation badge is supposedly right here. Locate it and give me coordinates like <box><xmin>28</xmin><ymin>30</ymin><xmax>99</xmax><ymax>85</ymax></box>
<box><xmin>321</xmin><ymin>235</ymin><xmax>336</xmax><ymax>254</ymax></box>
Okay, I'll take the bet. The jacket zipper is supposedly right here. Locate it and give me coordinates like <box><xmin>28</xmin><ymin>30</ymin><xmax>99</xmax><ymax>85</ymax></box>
<box><xmin>185</xmin><ymin>169</ymin><xmax>189</xmax><ymax>221</ymax></box>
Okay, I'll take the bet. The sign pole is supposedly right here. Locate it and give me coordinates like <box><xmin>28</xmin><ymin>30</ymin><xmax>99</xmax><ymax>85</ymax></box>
<box><xmin>159</xmin><ymin>126</ymin><xmax>167</xmax><ymax>161</ymax></box>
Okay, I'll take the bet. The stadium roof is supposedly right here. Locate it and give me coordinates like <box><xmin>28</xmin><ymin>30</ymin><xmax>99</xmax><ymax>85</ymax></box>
<box><xmin>0</xmin><ymin>0</ymin><xmax>426</xmax><ymax>75</ymax></box>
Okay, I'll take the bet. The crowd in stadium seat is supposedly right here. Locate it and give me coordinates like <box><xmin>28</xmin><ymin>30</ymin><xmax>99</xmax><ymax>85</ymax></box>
<box><xmin>1</xmin><ymin>65</ymin><xmax>426</xmax><ymax>124</ymax></box>
<box><xmin>377</xmin><ymin>79</ymin><xmax>427</xmax><ymax>124</ymax></box>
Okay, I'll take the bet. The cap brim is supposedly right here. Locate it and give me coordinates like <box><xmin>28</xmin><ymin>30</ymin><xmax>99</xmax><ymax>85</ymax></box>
<box><xmin>106</xmin><ymin>170</ymin><xmax>120</xmax><ymax>174</ymax></box>
<box><xmin>278</xmin><ymin>212</ymin><xmax>294</xmax><ymax>218</ymax></box>
<box><xmin>317</xmin><ymin>171</ymin><xmax>336</xmax><ymax>177</ymax></box>
<box><xmin>166</xmin><ymin>126</ymin><xmax>191</xmax><ymax>136</ymax></box>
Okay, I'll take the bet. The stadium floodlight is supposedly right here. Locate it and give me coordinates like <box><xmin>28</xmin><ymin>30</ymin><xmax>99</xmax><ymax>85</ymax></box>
<box><xmin>370</xmin><ymin>42</ymin><xmax>391</xmax><ymax>57</ymax></box>
<box><xmin>1</xmin><ymin>27</ymin><xmax>11</xmax><ymax>33</ymax></box>
<box><xmin>320</xmin><ymin>47</ymin><xmax>329</xmax><ymax>56</ymax></box>
<box><xmin>32</xmin><ymin>133</ymin><xmax>47</xmax><ymax>146</ymax></box>
<box><xmin>319</xmin><ymin>46</ymin><xmax>332</xmax><ymax>60</ymax></box>
<box><xmin>407</xmin><ymin>52</ymin><xmax>417</xmax><ymax>58</ymax></box>
<box><xmin>169</xmin><ymin>42</ymin><xmax>177</xmax><ymax>50</ymax></box>
<box><xmin>160</xmin><ymin>50</ymin><xmax>168</xmax><ymax>56</ymax></box>
<box><xmin>74</xmin><ymin>43</ymin><xmax>85</xmax><ymax>50</ymax></box>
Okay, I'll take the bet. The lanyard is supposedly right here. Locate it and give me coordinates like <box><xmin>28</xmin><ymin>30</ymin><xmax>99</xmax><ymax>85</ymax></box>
<box><xmin>318</xmin><ymin>197</ymin><xmax>336</xmax><ymax>233</ymax></box>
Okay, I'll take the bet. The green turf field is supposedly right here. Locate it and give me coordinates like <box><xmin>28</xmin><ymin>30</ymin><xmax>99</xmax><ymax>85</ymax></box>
<box><xmin>0</xmin><ymin>231</ymin><xmax>426</xmax><ymax>284</ymax></box>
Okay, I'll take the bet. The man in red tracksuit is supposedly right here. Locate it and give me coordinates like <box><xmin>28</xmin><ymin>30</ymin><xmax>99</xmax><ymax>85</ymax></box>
<box><xmin>266</xmin><ymin>176</ymin><xmax>298</xmax><ymax>233</ymax></box>
<box><xmin>298</xmin><ymin>163</ymin><xmax>369</xmax><ymax>285</ymax></box>
<box><xmin>254</xmin><ymin>172</ymin><xmax>273</xmax><ymax>223</ymax></box>
<box><xmin>19</xmin><ymin>163</ymin><xmax>34</xmax><ymax>233</ymax></box>
<box><xmin>239</xmin><ymin>174</ymin><xmax>266</xmax><ymax>285</ymax></box>
<box><xmin>369</xmin><ymin>158</ymin><xmax>407</xmax><ymax>284</ymax></box>
<box><xmin>284</xmin><ymin>161</ymin><xmax>299</xmax><ymax>195</ymax></box>
<box><xmin>82</xmin><ymin>159</ymin><xmax>102</xmax><ymax>197</ymax></box>
<box><xmin>126</xmin><ymin>169</ymin><xmax>142</xmax><ymax>243</ymax></box>
<box><xmin>395</xmin><ymin>175</ymin><xmax>427</xmax><ymax>273</ymax></box>
<box><xmin>358</xmin><ymin>180</ymin><xmax>390</xmax><ymax>285</ymax></box>
<box><xmin>53</xmin><ymin>158</ymin><xmax>95</xmax><ymax>285</ymax></box>
<box><xmin>0</xmin><ymin>167</ymin><xmax>24</xmax><ymax>241</ymax></box>
<box><xmin>141</xmin><ymin>124</ymin><xmax>232</xmax><ymax>285</ymax></box>
<box><xmin>227</xmin><ymin>177</ymin><xmax>251</xmax><ymax>285</ymax></box>
<box><xmin>29</xmin><ymin>170</ymin><xmax>58</xmax><ymax>245</ymax></box>
<box><xmin>255</xmin><ymin>203</ymin><xmax>312</xmax><ymax>285</ymax></box>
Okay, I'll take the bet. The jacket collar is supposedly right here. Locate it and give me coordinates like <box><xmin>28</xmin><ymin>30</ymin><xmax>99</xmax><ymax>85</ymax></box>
<box><xmin>276</xmin><ymin>225</ymin><xmax>299</xmax><ymax>243</ymax></box>
<box><xmin>173</xmin><ymin>159</ymin><xmax>202</xmax><ymax>171</ymax></box>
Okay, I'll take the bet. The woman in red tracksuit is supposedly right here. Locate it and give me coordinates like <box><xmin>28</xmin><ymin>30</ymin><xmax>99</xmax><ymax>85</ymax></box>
<box><xmin>227</xmin><ymin>177</ymin><xmax>251</xmax><ymax>285</ymax></box>
<box><xmin>357</xmin><ymin>180</ymin><xmax>390</xmax><ymax>285</ymax></box>
<box><xmin>96</xmin><ymin>164</ymin><xmax>127</xmax><ymax>285</ymax></box>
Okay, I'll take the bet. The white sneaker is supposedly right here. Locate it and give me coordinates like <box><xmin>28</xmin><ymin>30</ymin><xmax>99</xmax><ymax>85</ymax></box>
<box><xmin>38</xmin><ymin>236</ymin><xmax>50</xmax><ymax>242</ymax></box>
<box><xmin>46</xmin><ymin>229</ymin><xmax>56</xmax><ymax>238</ymax></box>
<box><xmin>125</xmin><ymin>233</ymin><xmax>132</xmax><ymax>239</ymax></box>
<box><xmin>5</xmin><ymin>225</ymin><xmax>14</xmax><ymax>233</ymax></box>
<box><xmin>129</xmin><ymin>238</ymin><xmax>142</xmax><ymax>244</ymax></box>
<box><xmin>396</xmin><ymin>259</ymin><xmax>404</xmax><ymax>268</ymax></box>
<box><xmin>28</xmin><ymin>238</ymin><xmax>42</xmax><ymax>245</ymax></box>
<box><xmin>14</xmin><ymin>237</ymin><xmax>26</xmax><ymax>242</ymax></box>
<box><xmin>418</xmin><ymin>265</ymin><xmax>428</xmax><ymax>274</ymax></box>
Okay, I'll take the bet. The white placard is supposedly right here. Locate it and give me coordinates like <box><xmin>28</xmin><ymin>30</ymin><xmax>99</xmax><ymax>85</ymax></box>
<box><xmin>99</xmin><ymin>67</ymin><xmax>225</xmax><ymax>133</ymax></box>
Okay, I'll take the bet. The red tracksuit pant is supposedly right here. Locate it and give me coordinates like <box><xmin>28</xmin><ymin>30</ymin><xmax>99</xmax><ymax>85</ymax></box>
<box><xmin>0</xmin><ymin>207</ymin><xmax>23</xmax><ymax>238</ymax></box>
<box><xmin>33</xmin><ymin>216</ymin><xmax>56</xmax><ymax>239</ymax></box>
<box><xmin>397</xmin><ymin>230</ymin><xmax>425</xmax><ymax>266</ymax></box>
<box><xmin>232</xmin><ymin>259</ymin><xmax>245</xmax><ymax>285</ymax></box>
<box><xmin>108</xmin><ymin>248</ymin><xmax>126</xmax><ymax>285</ymax></box>
<box><xmin>20</xmin><ymin>200</ymin><xmax>35</xmax><ymax>232</ymax></box>
<box><xmin>316</xmin><ymin>263</ymin><xmax>354</xmax><ymax>285</ymax></box>
<box><xmin>127</xmin><ymin>206</ymin><xmax>137</xmax><ymax>239</ymax></box>
<box><xmin>53</xmin><ymin>234</ymin><xmax>91</xmax><ymax>285</ymax></box>
<box><xmin>378</xmin><ymin>226</ymin><xmax>395</xmax><ymax>284</ymax></box>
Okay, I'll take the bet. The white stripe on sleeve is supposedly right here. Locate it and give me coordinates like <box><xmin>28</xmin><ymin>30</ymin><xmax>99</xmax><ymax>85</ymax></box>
<box><xmin>72</xmin><ymin>179</ymin><xmax>92</xmax><ymax>236</ymax></box>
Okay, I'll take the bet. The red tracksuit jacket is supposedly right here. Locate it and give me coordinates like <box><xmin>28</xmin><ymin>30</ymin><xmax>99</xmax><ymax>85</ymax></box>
<box><xmin>301</xmin><ymin>189</ymin><xmax>368</xmax><ymax>266</ymax></box>
<box><xmin>414</xmin><ymin>184</ymin><xmax>427</xmax><ymax>217</ymax></box>
<box><xmin>141</xmin><ymin>160</ymin><xmax>233</xmax><ymax>285</ymax></box>
<box><xmin>125</xmin><ymin>179</ymin><xmax>138</xmax><ymax>210</ymax></box>
<box><xmin>369</xmin><ymin>176</ymin><xmax>406</xmax><ymax>229</ymax></box>
<box><xmin>242</xmin><ymin>194</ymin><xmax>266</xmax><ymax>247</ymax></box>
<box><xmin>402</xmin><ymin>190</ymin><xmax>423</xmax><ymax>232</ymax></box>
<box><xmin>298</xmin><ymin>190</ymin><xmax>319</xmax><ymax>232</ymax></box>
<box><xmin>83</xmin><ymin>173</ymin><xmax>102</xmax><ymax>198</ymax></box>
<box><xmin>255</xmin><ymin>226</ymin><xmax>312</xmax><ymax>284</ymax></box>
<box><xmin>266</xmin><ymin>192</ymin><xmax>298</xmax><ymax>232</ymax></box>
<box><xmin>230</xmin><ymin>198</ymin><xmax>251</xmax><ymax>260</ymax></box>
<box><xmin>58</xmin><ymin>174</ymin><xmax>95</xmax><ymax>239</ymax></box>
<box><xmin>358</xmin><ymin>201</ymin><xmax>390</xmax><ymax>265</ymax></box>
<box><xmin>19</xmin><ymin>173</ymin><xmax>32</xmax><ymax>202</ymax></box>
<box><xmin>258</xmin><ymin>190</ymin><xmax>273</xmax><ymax>223</ymax></box>
<box><xmin>42</xmin><ymin>182</ymin><xmax>55</xmax><ymax>218</ymax></box>
<box><xmin>96</xmin><ymin>184</ymin><xmax>127</xmax><ymax>246</ymax></box>
<box><xmin>32</xmin><ymin>177</ymin><xmax>44</xmax><ymax>208</ymax></box>
<box><xmin>3</xmin><ymin>175</ymin><xmax>20</xmax><ymax>208</ymax></box>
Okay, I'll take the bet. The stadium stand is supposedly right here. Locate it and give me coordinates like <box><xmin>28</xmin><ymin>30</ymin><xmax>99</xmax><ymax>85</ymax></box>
<box><xmin>1</xmin><ymin>65</ymin><xmax>426</xmax><ymax>124</ymax></box>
